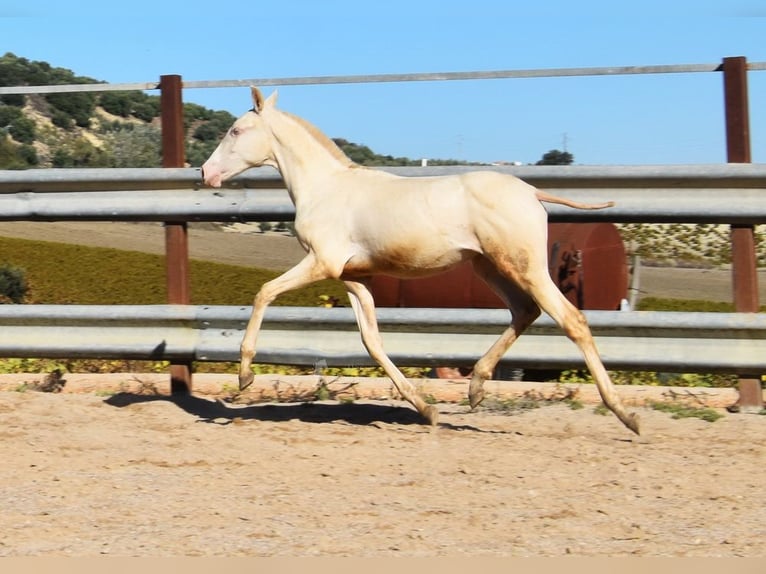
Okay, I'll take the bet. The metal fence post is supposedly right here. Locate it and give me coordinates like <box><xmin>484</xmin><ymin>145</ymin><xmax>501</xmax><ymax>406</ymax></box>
<box><xmin>160</xmin><ymin>74</ymin><xmax>193</xmax><ymax>394</ymax></box>
<box><xmin>723</xmin><ymin>56</ymin><xmax>763</xmax><ymax>412</ymax></box>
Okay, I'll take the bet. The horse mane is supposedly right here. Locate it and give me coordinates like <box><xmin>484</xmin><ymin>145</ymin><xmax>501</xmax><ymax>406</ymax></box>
<box><xmin>281</xmin><ymin>110</ymin><xmax>361</xmax><ymax>169</ymax></box>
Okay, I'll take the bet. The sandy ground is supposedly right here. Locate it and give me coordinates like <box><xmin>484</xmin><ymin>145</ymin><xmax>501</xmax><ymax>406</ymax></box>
<box><xmin>0</xmin><ymin>375</ymin><xmax>763</xmax><ymax>557</ymax></box>
<box><xmin>0</xmin><ymin>222</ymin><xmax>764</xmax><ymax>557</ymax></box>
<box><xmin>1</xmin><ymin>220</ymin><xmax>766</xmax><ymax>302</ymax></box>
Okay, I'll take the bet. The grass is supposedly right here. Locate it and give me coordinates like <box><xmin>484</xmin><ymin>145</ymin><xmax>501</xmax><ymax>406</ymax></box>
<box><xmin>558</xmin><ymin>369</ymin><xmax>740</xmax><ymax>388</ymax></box>
<box><xmin>0</xmin><ymin>235</ymin><xmax>348</xmax><ymax>306</ymax></box>
<box><xmin>649</xmin><ymin>400</ymin><xmax>724</xmax><ymax>423</ymax></box>
<box><xmin>592</xmin><ymin>401</ymin><xmax>724</xmax><ymax>422</ymax></box>
<box><xmin>477</xmin><ymin>386</ymin><xmax>584</xmax><ymax>414</ymax></box>
<box><xmin>635</xmin><ymin>297</ymin><xmax>766</xmax><ymax>313</ymax></box>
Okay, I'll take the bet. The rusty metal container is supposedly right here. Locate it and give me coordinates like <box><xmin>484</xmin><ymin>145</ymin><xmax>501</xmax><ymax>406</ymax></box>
<box><xmin>370</xmin><ymin>223</ymin><xmax>628</xmax><ymax>311</ymax></box>
<box><xmin>369</xmin><ymin>222</ymin><xmax>627</xmax><ymax>380</ymax></box>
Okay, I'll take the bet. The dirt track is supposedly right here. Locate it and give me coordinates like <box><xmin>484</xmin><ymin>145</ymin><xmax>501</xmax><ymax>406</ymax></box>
<box><xmin>0</xmin><ymin>376</ymin><xmax>763</xmax><ymax>557</ymax></box>
<box><xmin>0</xmin><ymin>222</ymin><xmax>764</xmax><ymax>557</ymax></box>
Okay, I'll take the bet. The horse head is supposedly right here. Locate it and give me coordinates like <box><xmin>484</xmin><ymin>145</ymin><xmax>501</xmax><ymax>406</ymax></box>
<box><xmin>201</xmin><ymin>87</ymin><xmax>278</xmax><ymax>188</ymax></box>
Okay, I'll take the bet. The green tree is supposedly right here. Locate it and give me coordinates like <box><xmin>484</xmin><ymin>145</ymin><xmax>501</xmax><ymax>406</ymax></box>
<box><xmin>192</xmin><ymin>122</ymin><xmax>220</xmax><ymax>142</ymax></box>
<box><xmin>536</xmin><ymin>149</ymin><xmax>574</xmax><ymax>165</ymax></box>
<box><xmin>183</xmin><ymin>102</ymin><xmax>213</xmax><ymax>128</ymax></box>
<box><xmin>100</xmin><ymin>91</ymin><xmax>160</xmax><ymax>122</ymax></box>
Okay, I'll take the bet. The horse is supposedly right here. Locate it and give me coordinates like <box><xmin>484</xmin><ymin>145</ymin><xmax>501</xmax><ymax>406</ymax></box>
<box><xmin>201</xmin><ymin>87</ymin><xmax>640</xmax><ymax>435</ymax></box>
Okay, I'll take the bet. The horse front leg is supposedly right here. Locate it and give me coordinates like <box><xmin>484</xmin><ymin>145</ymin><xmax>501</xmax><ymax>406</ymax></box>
<box><xmin>344</xmin><ymin>279</ymin><xmax>439</xmax><ymax>425</ymax></box>
<box><xmin>240</xmin><ymin>254</ymin><xmax>326</xmax><ymax>390</ymax></box>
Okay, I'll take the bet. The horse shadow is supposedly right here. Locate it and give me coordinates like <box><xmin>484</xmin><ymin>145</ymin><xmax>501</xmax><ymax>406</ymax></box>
<box><xmin>103</xmin><ymin>392</ymin><xmax>428</xmax><ymax>426</ymax></box>
<box><xmin>103</xmin><ymin>392</ymin><xmax>502</xmax><ymax>432</ymax></box>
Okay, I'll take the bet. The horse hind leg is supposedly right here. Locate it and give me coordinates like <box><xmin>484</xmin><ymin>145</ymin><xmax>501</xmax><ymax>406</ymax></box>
<box><xmin>519</xmin><ymin>270</ymin><xmax>641</xmax><ymax>435</ymax></box>
<box><xmin>344</xmin><ymin>279</ymin><xmax>439</xmax><ymax>425</ymax></box>
<box><xmin>468</xmin><ymin>256</ymin><xmax>541</xmax><ymax>409</ymax></box>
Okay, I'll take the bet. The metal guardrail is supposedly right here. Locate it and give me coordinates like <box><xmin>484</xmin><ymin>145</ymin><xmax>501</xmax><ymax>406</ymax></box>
<box><xmin>1</xmin><ymin>305</ymin><xmax>765</xmax><ymax>374</ymax></box>
<box><xmin>0</xmin><ymin>165</ymin><xmax>764</xmax><ymax>377</ymax></box>
<box><xmin>1</xmin><ymin>165</ymin><xmax>766</xmax><ymax>223</ymax></box>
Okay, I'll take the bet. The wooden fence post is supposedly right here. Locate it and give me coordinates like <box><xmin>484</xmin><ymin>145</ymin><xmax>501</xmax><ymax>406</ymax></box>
<box><xmin>160</xmin><ymin>74</ymin><xmax>193</xmax><ymax>394</ymax></box>
<box><xmin>722</xmin><ymin>56</ymin><xmax>763</xmax><ymax>412</ymax></box>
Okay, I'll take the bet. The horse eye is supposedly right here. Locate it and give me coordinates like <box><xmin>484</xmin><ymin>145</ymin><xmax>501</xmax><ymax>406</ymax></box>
<box><xmin>230</xmin><ymin>127</ymin><xmax>241</xmax><ymax>137</ymax></box>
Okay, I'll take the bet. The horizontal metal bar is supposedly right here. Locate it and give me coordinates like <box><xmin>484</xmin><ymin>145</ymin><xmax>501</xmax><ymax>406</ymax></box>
<box><xmin>0</xmin><ymin>82</ymin><xmax>160</xmax><ymax>95</ymax></box>
<box><xmin>1</xmin><ymin>306</ymin><xmax>764</xmax><ymax>374</ymax></box>
<box><xmin>2</xmin><ymin>322</ymin><xmax>763</xmax><ymax>373</ymax></box>
<box><xmin>1</xmin><ymin>165</ymin><xmax>765</xmax><ymax>223</ymax></box>
<box><xmin>0</xmin><ymin>167</ymin><xmax>206</xmax><ymax>193</ymax></box>
<box><xmin>4</xmin><ymin>164</ymin><xmax>766</xmax><ymax>193</ymax></box>
<box><xmin>3</xmin><ymin>305</ymin><xmax>765</xmax><ymax>338</ymax></box>
<box><xmin>182</xmin><ymin>63</ymin><xmax>730</xmax><ymax>90</ymax></box>
<box><xmin>3</xmin><ymin>61</ymin><xmax>765</xmax><ymax>96</ymax></box>
<box><xmin>0</xmin><ymin>189</ymin><xmax>295</xmax><ymax>222</ymax></box>
<box><xmin>1</xmin><ymin>190</ymin><xmax>764</xmax><ymax>223</ymax></box>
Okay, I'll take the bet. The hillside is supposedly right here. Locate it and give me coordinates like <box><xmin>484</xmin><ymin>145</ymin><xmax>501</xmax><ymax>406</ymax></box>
<box><xmin>0</xmin><ymin>52</ymin><xmax>480</xmax><ymax>171</ymax></box>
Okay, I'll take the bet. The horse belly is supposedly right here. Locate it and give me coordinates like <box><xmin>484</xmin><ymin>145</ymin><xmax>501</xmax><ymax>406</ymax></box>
<box><xmin>344</xmin><ymin>232</ymin><xmax>478</xmax><ymax>279</ymax></box>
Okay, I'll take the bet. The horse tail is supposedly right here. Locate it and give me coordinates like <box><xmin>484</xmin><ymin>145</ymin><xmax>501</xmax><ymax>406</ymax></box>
<box><xmin>535</xmin><ymin>190</ymin><xmax>614</xmax><ymax>210</ymax></box>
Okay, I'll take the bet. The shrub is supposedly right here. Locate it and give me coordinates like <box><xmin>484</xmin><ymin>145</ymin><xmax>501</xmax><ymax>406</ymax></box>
<box><xmin>131</xmin><ymin>98</ymin><xmax>160</xmax><ymax>122</ymax></box>
<box><xmin>104</xmin><ymin>123</ymin><xmax>161</xmax><ymax>167</ymax></box>
<box><xmin>0</xmin><ymin>136</ymin><xmax>34</xmax><ymax>169</ymax></box>
<box><xmin>0</xmin><ymin>94</ymin><xmax>25</xmax><ymax>107</ymax></box>
<box><xmin>99</xmin><ymin>91</ymin><xmax>133</xmax><ymax>117</ymax></box>
<box><xmin>51</xmin><ymin>109</ymin><xmax>73</xmax><ymax>130</ymax></box>
<box><xmin>8</xmin><ymin>116</ymin><xmax>35</xmax><ymax>143</ymax></box>
<box><xmin>51</xmin><ymin>138</ymin><xmax>110</xmax><ymax>168</ymax></box>
<box><xmin>17</xmin><ymin>144</ymin><xmax>38</xmax><ymax>166</ymax></box>
<box><xmin>0</xmin><ymin>265</ymin><xmax>27</xmax><ymax>303</ymax></box>
<box><xmin>0</xmin><ymin>104</ymin><xmax>22</xmax><ymax>126</ymax></box>
<box><xmin>45</xmin><ymin>92</ymin><xmax>96</xmax><ymax>128</ymax></box>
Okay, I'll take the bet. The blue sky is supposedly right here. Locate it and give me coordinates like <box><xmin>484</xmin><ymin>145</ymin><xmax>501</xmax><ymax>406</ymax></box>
<box><xmin>2</xmin><ymin>0</ymin><xmax>765</xmax><ymax>165</ymax></box>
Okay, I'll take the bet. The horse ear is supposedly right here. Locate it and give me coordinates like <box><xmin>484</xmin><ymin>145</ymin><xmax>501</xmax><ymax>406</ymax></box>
<box><xmin>251</xmin><ymin>87</ymin><xmax>278</xmax><ymax>113</ymax></box>
<box><xmin>251</xmin><ymin>87</ymin><xmax>265</xmax><ymax>113</ymax></box>
<box><xmin>263</xmin><ymin>89</ymin><xmax>278</xmax><ymax>109</ymax></box>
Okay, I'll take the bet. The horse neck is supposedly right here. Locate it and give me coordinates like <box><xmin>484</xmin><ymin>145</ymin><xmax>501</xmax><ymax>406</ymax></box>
<box><xmin>267</xmin><ymin>110</ymin><xmax>354</xmax><ymax>198</ymax></box>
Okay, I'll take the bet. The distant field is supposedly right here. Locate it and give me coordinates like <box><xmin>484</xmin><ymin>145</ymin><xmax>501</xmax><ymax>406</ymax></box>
<box><xmin>1</xmin><ymin>227</ymin><xmax>764</xmax><ymax>311</ymax></box>
<box><xmin>0</xmin><ymin>235</ymin><xmax>347</xmax><ymax>306</ymax></box>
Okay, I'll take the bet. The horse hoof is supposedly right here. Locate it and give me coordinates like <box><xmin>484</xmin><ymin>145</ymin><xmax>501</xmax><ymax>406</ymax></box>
<box><xmin>423</xmin><ymin>405</ymin><xmax>439</xmax><ymax>426</ymax></box>
<box><xmin>624</xmin><ymin>412</ymin><xmax>641</xmax><ymax>436</ymax></box>
<box><xmin>239</xmin><ymin>372</ymin><xmax>255</xmax><ymax>391</ymax></box>
<box><xmin>468</xmin><ymin>389</ymin><xmax>485</xmax><ymax>410</ymax></box>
